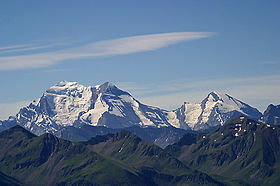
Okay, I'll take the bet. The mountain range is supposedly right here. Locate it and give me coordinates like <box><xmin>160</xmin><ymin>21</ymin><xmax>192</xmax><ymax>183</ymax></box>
<box><xmin>0</xmin><ymin>81</ymin><xmax>272</xmax><ymax>148</ymax></box>
<box><xmin>1</xmin><ymin>116</ymin><xmax>279</xmax><ymax>185</ymax></box>
<box><xmin>0</xmin><ymin>125</ymin><xmax>224</xmax><ymax>186</ymax></box>
<box><xmin>0</xmin><ymin>81</ymin><xmax>279</xmax><ymax>185</ymax></box>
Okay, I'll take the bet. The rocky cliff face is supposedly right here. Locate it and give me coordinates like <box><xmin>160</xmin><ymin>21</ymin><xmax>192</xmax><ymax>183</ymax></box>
<box><xmin>263</xmin><ymin>104</ymin><xmax>280</xmax><ymax>125</ymax></box>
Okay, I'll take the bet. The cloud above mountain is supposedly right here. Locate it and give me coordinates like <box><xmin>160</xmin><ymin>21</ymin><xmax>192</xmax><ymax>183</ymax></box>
<box><xmin>0</xmin><ymin>32</ymin><xmax>213</xmax><ymax>71</ymax></box>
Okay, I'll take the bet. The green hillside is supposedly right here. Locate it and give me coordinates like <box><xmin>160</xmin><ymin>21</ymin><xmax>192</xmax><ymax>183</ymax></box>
<box><xmin>165</xmin><ymin>117</ymin><xmax>280</xmax><ymax>185</ymax></box>
<box><xmin>86</xmin><ymin>130</ymin><xmax>223</xmax><ymax>185</ymax></box>
<box><xmin>0</xmin><ymin>125</ymin><xmax>222</xmax><ymax>186</ymax></box>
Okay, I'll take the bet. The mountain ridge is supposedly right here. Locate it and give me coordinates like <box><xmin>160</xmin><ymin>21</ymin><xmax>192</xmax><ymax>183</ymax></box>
<box><xmin>165</xmin><ymin>116</ymin><xmax>280</xmax><ymax>185</ymax></box>
<box><xmin>0</xmin><ymin>81</ymin><xmax>263</xmax><ymax>148</ymax></box>
<box><xmin>0</xmin><ymin>125</ymin><xmax>224</xmax><ymax>186</ymax></box>
<box><xmin>54</xmin><ymin>125</ymin><xmax>188</xmax><ymax>148</ymax></box>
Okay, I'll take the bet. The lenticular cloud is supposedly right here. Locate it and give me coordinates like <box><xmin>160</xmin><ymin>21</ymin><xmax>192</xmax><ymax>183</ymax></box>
<box><xmin>0</xmin><ymin>32</ymin><xmax>214</xmax><ymax>71</ymax></box>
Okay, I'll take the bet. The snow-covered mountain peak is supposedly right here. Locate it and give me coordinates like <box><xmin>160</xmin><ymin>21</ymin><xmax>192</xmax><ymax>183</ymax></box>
<box><xmin>101</xmin><ymin>81</ymin><xmax>115</xmax><ymax>88</ymax></box>
<box><xmin>205</xmin><ymin>91</ymin><xmax>227</xmax><ymax>102</ymax></box>
<box><xmin>204</xmin><ymin>91</ymin><xmax>242</xmax><ymax>106</ymax></box>
<box><xmin>57</xmin><ymin>80</ymin><xmax>78</xmax><ymax>86</ymax></box>
<box><xmin>97</xmin><ymin>82</ymin><xmax>130</xmax><ymax>97</ymax></box>
<box><xmin>168</xmin><ymin>91</ymin><xmax>262</xmax><ymax>131</ymax></box>
<box><xmin>46</xmin><ymin>80</ymin><xmax>89</xmax><ymax>96</ymax></box>
<box><xmin>12</xmin><ymin>81</ymin><xmax>173</xmax><ymax>134</ymax></box>
<box><xmin>209</xmin><ymin>90</ymin><xmax>220</xmax><ymax>96</ymax></box>
<box><xmin>202</xmin><ymin>91</ymin><xmax>246</xmax><ymax>113</ymax></box>
<box><xmin>43</xmin><ymin>81</ymin><xmax>125</xmax><ymax>101</ymax></box>
<box><xmin>51</xmin><ymin>80</ymin><xmax>81</xmax><ymax>90</ymax></box>
<box><xmin>98</xmin><ymin>82</ymin><xmax>116</xmax><ymax>92</ymax></box>
<box><xmin>6</xmin><ymin>81</ymin><xmax>262</xmax><ymax>135</ymax></box>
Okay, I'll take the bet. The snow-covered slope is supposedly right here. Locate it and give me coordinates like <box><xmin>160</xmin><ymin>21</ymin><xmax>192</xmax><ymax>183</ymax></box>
<box><xmin>166</xmin><ymin>91</ymin><xmax>262</xmax><ymax>130</ymax></box>
<box><xmin>13</xmin><ymin>81</ymin><xmax>171</xmax><ymax>135</ymax></box>
<box><xmin>2</xmin><ymin>81</ymin><xmax>262</xmax><ymax>135</ymax></box>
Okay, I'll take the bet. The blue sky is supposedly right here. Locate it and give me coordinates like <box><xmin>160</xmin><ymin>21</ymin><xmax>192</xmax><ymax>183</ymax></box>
<box><xmin>0</xmin><ymin>0</ymin><xmax>280</xmax><ymax>119</ymax></box>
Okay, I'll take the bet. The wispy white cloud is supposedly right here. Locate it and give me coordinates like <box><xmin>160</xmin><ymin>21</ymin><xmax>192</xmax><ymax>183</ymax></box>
<box><xmin>0</xmin><ymin>101</ymin><xmax>30</xmax><ymax>120</ymax></box>
<box><xmin>0</xmin><ymin>32</ymin><xmax>214</xmax><ymax>71</ymax></box>
<box><xmin>0</xmin><ymin>44</ymin><xmax>55</xmax><ymax>54</ymax></box>
<box><xmin>0</xmin><ymin>44</ymin><xmax>30</xmax><ymax>51</ymax></box>
<box><xmin>0</xmin><ymin>41</ymin><xmax>74</xmax><ymax>55</ymax></box>
<box><xmin>118</xmin><ymin>74</ymin><xmax>280</xmax><ymax>112</ymax></box>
